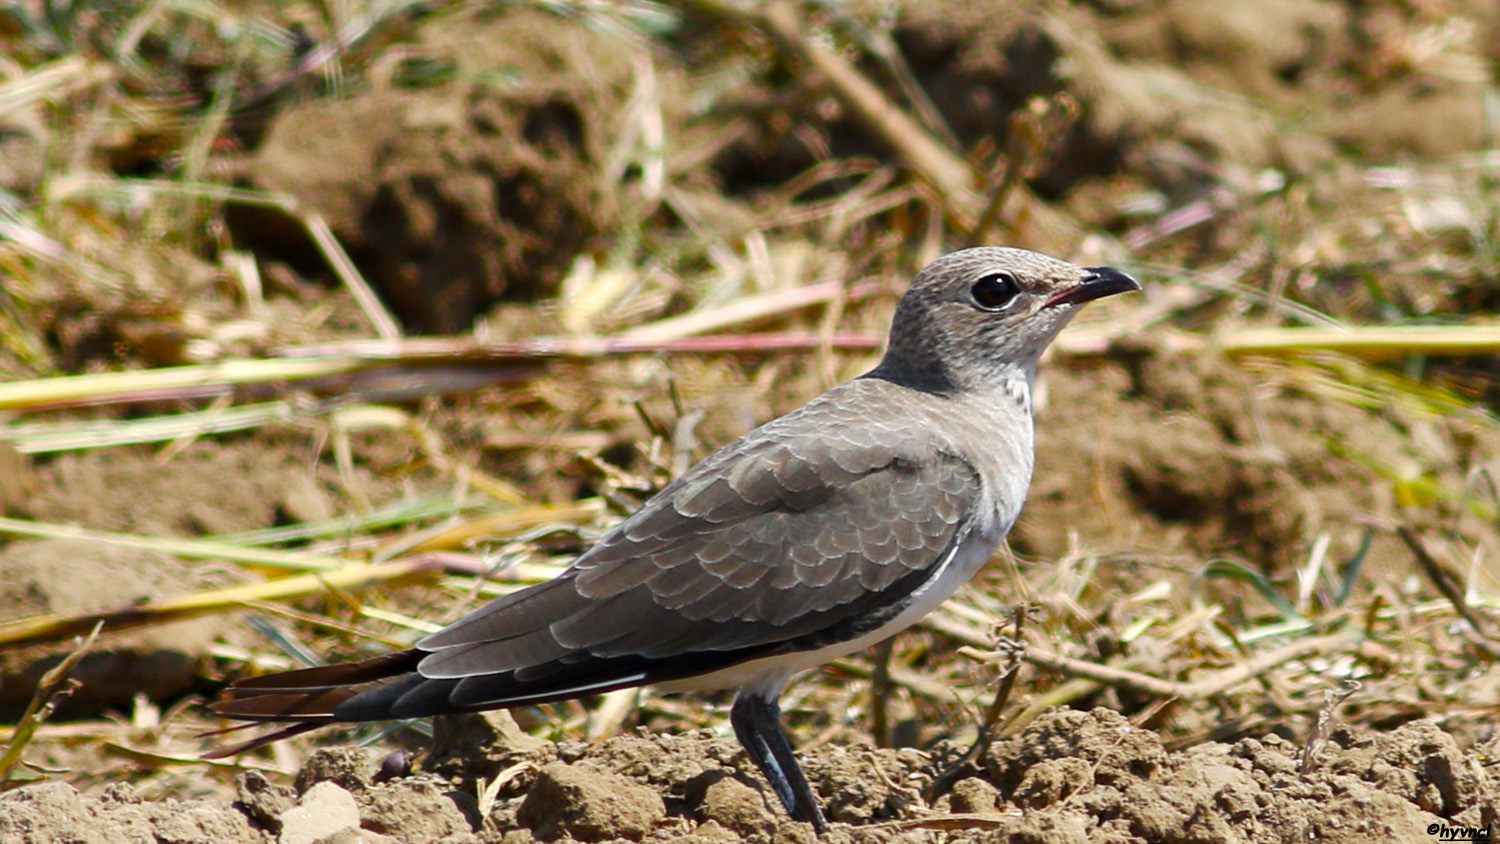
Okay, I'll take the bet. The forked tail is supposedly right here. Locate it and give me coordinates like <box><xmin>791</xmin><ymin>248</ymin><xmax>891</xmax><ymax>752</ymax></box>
<box><xmin>202</xmin><ymin>649</ymin><xmax>423</xmax><ymax>758</ymax></box>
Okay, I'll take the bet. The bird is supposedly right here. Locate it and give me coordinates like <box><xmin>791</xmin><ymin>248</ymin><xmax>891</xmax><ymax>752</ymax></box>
<box><xmin>207</xmin><ymin>247</ymin><xmax>1140</xmax><ymax>832</ymax></box>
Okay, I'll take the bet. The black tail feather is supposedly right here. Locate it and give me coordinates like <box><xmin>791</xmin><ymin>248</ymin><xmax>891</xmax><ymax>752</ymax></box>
<box><xmin>204</xmin><ymin>648</ymin><xmax>425</xmax><ymax>758</ymax></box>
<box><xmin>200</xmin><ymin>721</ymin><xmax>327</xmax><ymax>759</ymax></box>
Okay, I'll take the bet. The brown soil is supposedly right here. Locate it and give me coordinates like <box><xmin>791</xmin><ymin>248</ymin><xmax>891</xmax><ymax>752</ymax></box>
<box><xmin>15</xmin><ymin>440</ymin><xmax>343</xmax><ymax>536</ymax></box>
<box><xmin>3</xmin><ymin>0</ymin><xmax>1499</xmax><ymax>841</ymax></box>
<box><xmin>4</xmin><ymin>709</ymin><xmax>1494</xmax><ymax>843</ymax></box>
<box><xmin>0</xmin><ymin>538</ymin><xmax>240</xmax><ymax>720</ymax></box>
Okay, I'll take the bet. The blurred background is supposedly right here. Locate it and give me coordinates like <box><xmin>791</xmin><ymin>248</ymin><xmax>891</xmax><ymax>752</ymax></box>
<box><xmin>0</xmin><ymin>0</ymin><xmax>1497</xmax><ymax>826</ymax></box>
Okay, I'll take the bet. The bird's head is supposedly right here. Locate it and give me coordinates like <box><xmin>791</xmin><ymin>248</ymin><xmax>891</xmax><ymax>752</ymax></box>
<box><xmin>873</xmin><ymin>247</ymin><xmax>1140</xmax><ymax>395</ymax></box>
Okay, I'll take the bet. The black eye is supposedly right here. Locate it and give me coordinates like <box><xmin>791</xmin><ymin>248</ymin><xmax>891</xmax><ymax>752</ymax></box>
<box><xmin>971</xmin><ymin>272</ymin><xmax>1019</xmax><ymax>310</ymax></box>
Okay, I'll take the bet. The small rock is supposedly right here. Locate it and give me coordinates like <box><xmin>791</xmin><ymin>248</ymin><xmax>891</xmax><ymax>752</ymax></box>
<box><xmin>296</xmin><ymin>747</ymin><xmax>373</xmax><ymax>794</ymax></box>
<box><xmin>1014</xmin><ymin>757</ymin><xmax>1094</xmax><ymax>808</ymax></box>
<box><xmin>153</xmin><ymin>802</ymin><xmax>264</xmax><ymax>844</ymax></box>
<box><xmin>357</xmin><ymin>779</ymin><xmax>478</xmax><ymax>840</ymax></box>
<box><xmin>517</xmin><ymin>762</ymin><xmax>665</xmax><ymax>842</ymax></box>
<box><xmin>236</xmin><ymin>770</ymin><xmax>297</xmax><ymax>833</ymax></box>
<box><xmin>769</xmin><ymin>818</ymin><xmax>818</xmax><ymax>844</ymax></box>
<box><xmin>99</xmin><ymin>783</ymin><xmax>143</xmax><ymax>804</ymax></box>
<box><xmin>947</xmin><ymin>777</ymin><xmax>1000</xmax><ymax>814</ymax></box>
<box><xmin>698</xmin><ymin>776</ymin><xmax>773</xmax><ymax>838</ymax></box>
<box><xmin>428</xmin><ymin>710</ymin><xmax>554</xmax><ymax>791</ymax></box>
<box><xmin>0</xmin><ymin>782</ymin><xmax>87</xmax><ymax>835</ymax></box>
<box><xmin>278</xmin><ymin>782</ymin><xmax>360</xmax><ymax>844</ymax></box>
<box><xmin>986</xmin><ymin>708</ymin><xmax>1167</xmax><ymax>789</ymax></box>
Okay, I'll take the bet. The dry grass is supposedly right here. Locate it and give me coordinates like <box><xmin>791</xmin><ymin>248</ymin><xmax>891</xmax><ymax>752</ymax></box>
<box><xmin>0</xmin><ymin>0</ymin><xmax>1497</xmax><ymax>802</ymax></box>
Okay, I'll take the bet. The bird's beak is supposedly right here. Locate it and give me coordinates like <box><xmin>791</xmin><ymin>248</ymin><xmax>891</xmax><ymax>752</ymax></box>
<box><xmin>1044</xmin><ymin>266</ymin><xmax>1141</xmax><ymax>308</ymax></box>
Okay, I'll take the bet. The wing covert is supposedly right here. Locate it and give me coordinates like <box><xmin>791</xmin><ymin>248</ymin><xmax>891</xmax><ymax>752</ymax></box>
<box><xmin>411</xmin><ymin>393</ymin><xmax>992</xmax><ymax>706</ymax></box>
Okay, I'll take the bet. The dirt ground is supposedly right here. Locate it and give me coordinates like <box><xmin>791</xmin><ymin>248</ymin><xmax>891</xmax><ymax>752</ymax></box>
<box><xmin>4</xmin><ymin>707</ymin><xmax>1496</xmax><ymax>843</ymax></box>
<box><xmin>2</xmin><ymin>0</ymin><xmax>1499</xmax><ymax>842</ymax></box>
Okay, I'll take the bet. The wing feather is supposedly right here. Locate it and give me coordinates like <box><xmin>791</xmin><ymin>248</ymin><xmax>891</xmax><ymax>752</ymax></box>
<box><xmin>298</xmin><ymin>387</ymin><xmax>991</xmax><ymax>718</ymax></box>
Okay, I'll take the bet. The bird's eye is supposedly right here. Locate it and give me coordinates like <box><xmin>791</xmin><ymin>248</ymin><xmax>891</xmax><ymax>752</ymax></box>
<box><xmin>971</xmin><ymin>273</ymin><xmax>1020</xmax><ymax>310</ymax></box>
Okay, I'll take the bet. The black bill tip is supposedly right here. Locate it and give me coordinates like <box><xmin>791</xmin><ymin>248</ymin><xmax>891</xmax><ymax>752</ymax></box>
<box><xmin>1045</xmin><ymin>266</ymin><xmax>1142</xmax><ymax>308</ymax></box>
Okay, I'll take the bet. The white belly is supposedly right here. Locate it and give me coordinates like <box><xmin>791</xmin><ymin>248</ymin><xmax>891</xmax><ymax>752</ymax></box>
<box><xmin>653</xmin><ymin>529</ymin><xmax>1001</xmax><ymax>695</ymax></box>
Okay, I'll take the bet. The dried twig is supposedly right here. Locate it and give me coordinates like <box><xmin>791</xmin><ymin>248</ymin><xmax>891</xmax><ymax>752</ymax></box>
<box><xmin>925</xmin><ymin>607</ymin><xmax>1027</xmax><ymax>803</ymax></box>
<box><xmin>1019</xmin><ymin>633</ymin><xmax>1361</xmax><ymax>702</ymax></box>
<box><xmin>616</xmin><ymin>279</ymin><xmax>881</xmax><ymax>343</ymax></box>
<box><xmin>0</xmin><ymin>622</ymin><xmax>103</xmax><ymax>789</ymax></box>
<box><xmin>1298</xmin><ymin>680</ymin><xmax>1362</xmax><ymax>774</ymax></box>
<box><xmin>930</xmin><ymin>606</ymin><xmax>1361</xmax><ymax>704</ymax></box>
<box><xmin>1396</xmin><ymin>527</ymin><xmax>1500</xmax><ymax>647</ymax></box>
<box><xmin>0</xmin><ymin>555</ymin><xmax>447</xmax><ymax>648</ymax></box>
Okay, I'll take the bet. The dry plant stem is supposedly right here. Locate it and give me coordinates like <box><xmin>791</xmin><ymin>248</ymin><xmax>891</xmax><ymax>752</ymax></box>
<box><xmin>5</xmin><ymin>401</ymin><xmax>302</xmax><ymax>454</ymax></box>
<box><xmin>969</xmin><ymin>155</ymin><xmax>1026</xmax><ymax>248</ymax></box>
<box><xmin>0</xmin><ymin>516</ymin><xmax>356</xmax><ymax>571</ymax></box>
<box><xmin>0</xmin><ymin>358</ymin><xmax>368</xmax><ymax>411</ymax></box>
<box><xmin>0</xmin><ymin>722</ymin><xmax>137</xmax><ymax>743</ymax></box>
<box><xmin>935</xmin><ymin>600</ymin><xmax>1363</xmax><ymax>704</ymax></box>
<box><xmin>616</xmin><ymin>279</ymin><xmax>881</xmax><ymax>344</ymax></box>
<box><xmin>279</xmin><ymin>323</ymin><xmax>1147</xmax><ymax>364</ymax></box>
<box><xmin>101</xmin><ymin>741</ymin><xmax>287</xmax><ymax>773</ymax></box>
<box><xmin>587</xmin><ymin>688</ymin><xmax>639</xmax><ymax>741</ymax></box>
<box><xmin>1395</xmin><ymin>527</ymin><xmax>1500</xmax><ymax>647</ymax></box>
<box><xmin>1297</xmin><ymin>682</ymin><xmax>1361</xmax><ymax>774</ymax></box>
<box><xmin>842</xmin><ymin>15</ymin><xmax>960</xmax><ymax>151</ymax></box>
<box><xmin>237</xmin><ymin>600</ymin><xmax>416</xmax><ymax>647</ymax></box>
<box><xmin>870</xmin><ymin>814</ymin><xmax>1010</xmax><ymax>832</ymax></box>
<box><xmin>476</xmin><ymin>760</ymin><xmax>533</xmax><ymax>817</ymax></box>
<box><xmin>1017</xmin><ymin>634</ymin><xmax>1361</xmax><ymax>701</ymax></box>
<box><xmin>0</xmin><ymin>334</ymin><xmax>889</xmax><ymax>418</ymax></box>
<box><xmin>1059</xmin><ymin>324</ymin><xmax>1500</xmax><ymax>362</ymax></box>
<box><xmin>301</xmin><ymin>211</ymin><xmax>401</xmax><ymax>340</ymax></box>
<box><xmin>398</xmin><ymin>501</ymin><xmax>603</xmax><ymax>554</ymax></box>
<box><xmin>976</xmin><ymin>643</ymin><xmax>1024</xmax><ymax>746</ymax></box>
<box><xmin>925</xmin><ymin>612</ymin><xmax>1025</xmax><ymax>804</ymax></box>
<box><xmin>0</xmin><ymin>622</ymin><xmax>102</xmax><ymax>788</ymax></box>
<box><xmin>233</xmin><ymin>6</ymin><xmax>386</xmax><ymax>114</ymax></box>
<box><xmin>755</xmin><ymin>1</ymin><xmax>975</xmax><ymax>206</ymax></box>
<box><xmin>33</xmin><ymin>317</ymin><xmax>1439</xmax><ymax>423</ymax></box>
<box><xmin>1213</xmin><ymin>619</ymin><xmax>1281</xmax><ymax>703</ymax></box>
<box><xmin>967</xmin><ymin>101</ymin><xmax>1070</xmax><ymax>247</ymax></box>
<box><xmin>0</xmin><ymin>556</ymin><xmax>449</xmax><ymax>648</ymax></box>
<box><xmin>1212</xmin><ymin>325</ymin><xmax>1500</xmax><ymax>359</ymax></box>
<box><xmin>280</xmin><ymin>332</ymin><xmax>885</xmax><ymax>361</ymax></box>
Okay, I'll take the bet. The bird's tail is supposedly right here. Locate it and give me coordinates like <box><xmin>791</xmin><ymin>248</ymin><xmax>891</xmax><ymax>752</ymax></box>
<box><xmin>202</xmin><ymin>648</ymin><xmax>423</xmax><ymax>758</ymax></box>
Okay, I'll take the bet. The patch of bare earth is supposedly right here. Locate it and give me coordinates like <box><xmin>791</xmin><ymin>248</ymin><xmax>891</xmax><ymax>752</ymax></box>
<box><xmin>4</xmin><ymin>709</ymin><xmax>1494</xmax><ymax>843</ymax></box>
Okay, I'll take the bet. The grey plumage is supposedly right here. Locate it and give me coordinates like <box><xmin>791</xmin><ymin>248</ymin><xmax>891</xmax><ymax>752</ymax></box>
<box><xmin>209</xmin><ymin>247</ymin><xmax>1140</xmax><ymax>831</ymax></box>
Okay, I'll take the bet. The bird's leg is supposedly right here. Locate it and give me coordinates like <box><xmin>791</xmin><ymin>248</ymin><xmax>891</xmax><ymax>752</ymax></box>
<box><xmin>730</xmin><ymin>691</ymin><xmax>828</xmax><ymax>833</ymax></box>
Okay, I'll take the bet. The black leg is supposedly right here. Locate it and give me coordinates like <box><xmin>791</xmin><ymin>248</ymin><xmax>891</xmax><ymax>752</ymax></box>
<box><xmin>730</xmin><ymin>691</ymin><xmax>828</xmax><ymax>833</ymax></box>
